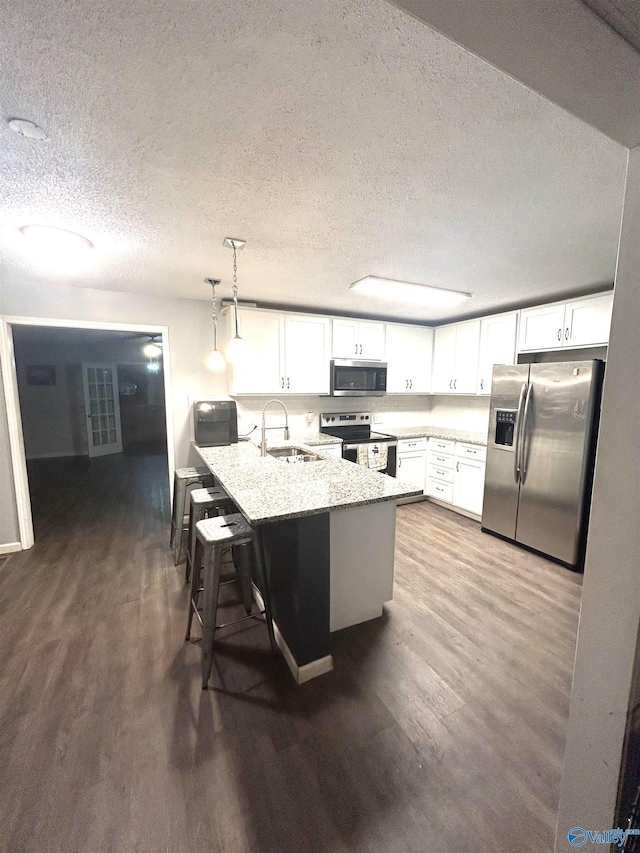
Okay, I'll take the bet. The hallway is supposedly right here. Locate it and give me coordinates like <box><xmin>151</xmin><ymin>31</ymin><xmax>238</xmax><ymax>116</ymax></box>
<box><xmin>0</xmin><ymin>454</ymin><xmax>581</xmax><ymax>852</ymax></box>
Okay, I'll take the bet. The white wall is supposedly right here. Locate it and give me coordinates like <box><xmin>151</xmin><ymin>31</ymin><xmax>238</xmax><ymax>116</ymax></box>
<box><xmin>555</xmin><ymin>147</ymin><xmax>640</xmax><ymax>849</ymax></box>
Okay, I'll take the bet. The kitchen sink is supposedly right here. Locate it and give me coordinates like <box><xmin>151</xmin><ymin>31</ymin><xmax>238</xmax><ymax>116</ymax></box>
<box><xmin>267</xmin><ymin>446</ymin><xmax>322</xmax><ymax>463</ymax></box>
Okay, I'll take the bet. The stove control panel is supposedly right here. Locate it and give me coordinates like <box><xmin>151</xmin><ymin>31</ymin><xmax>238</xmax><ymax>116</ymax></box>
<box><xmin>320</xmin><ymin>412</ymin><xmax>371</xmax><ymax>427</ymax></box>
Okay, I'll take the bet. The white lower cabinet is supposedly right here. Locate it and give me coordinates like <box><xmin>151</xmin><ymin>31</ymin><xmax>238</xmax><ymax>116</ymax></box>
<box><xmin>453</xmin><ymin>457</ymin><xmax>485</xmax><ymax>516</ymax></box>
<box><xmin>426</xmin><ymin>438</ymin><xmax>486</xmax><ymax>517</ymax></box>
<box><xmin>396</xmin><ymin>438</ymin><xmax>427</xmax><ymax>492</ymax></box>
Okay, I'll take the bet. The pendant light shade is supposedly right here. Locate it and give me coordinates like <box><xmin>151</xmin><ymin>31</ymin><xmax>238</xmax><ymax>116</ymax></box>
<box><xmin>207</xmin><ymin>348</ymin><xmax>226</xmax><ymax>372</ymax></box>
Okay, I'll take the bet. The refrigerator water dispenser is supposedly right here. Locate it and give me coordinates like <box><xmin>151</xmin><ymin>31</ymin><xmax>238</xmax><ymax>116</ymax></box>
<box><xmin>495</xmin><ymin>410</ymin><xmax>516</xmax><ymax>447</ymax></box>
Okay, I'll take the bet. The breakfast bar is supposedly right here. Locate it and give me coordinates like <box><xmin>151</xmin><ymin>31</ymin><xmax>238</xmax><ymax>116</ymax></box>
<box><xmin>194</xmin><ymin>440</ymin><xmax>421</xmax><ymax>683</ymax></box>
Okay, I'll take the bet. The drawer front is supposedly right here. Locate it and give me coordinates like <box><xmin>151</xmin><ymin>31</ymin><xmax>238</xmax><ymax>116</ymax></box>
<box><xmin>398</xmin><ymin>437</ymin><xmax>427</xmax><ymax>452</ymax></box>
<box><xmin>427</xmin><ymin>463</ymin><xmax>454</xmax><ymax>484</ymax></box>
<box><xmin>455</xmin><ymin>443</ymin><xmax>487</xmax><ymax>462</ymax></box>
<box><xmin>426</xmin><ymin>477</ymin><xmax>454</xmax><ymax>503</ymax></box>
<box><xmin>427</xmin><ymin>450</ymin><xmax>455</xmax><ymax>469</ymax></box>
<box><xmin>429</xmin><ymin>438</ymin><xmax>455</xmax><ymax>454</ymax></box>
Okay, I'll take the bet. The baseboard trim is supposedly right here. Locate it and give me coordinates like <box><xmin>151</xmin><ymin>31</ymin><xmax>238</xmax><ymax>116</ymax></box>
<box><xmin>26</xmin><ymin>451</ymin><xmax>88</xmax><ymax>460</ymax></box>
<box><xmin>0</xmin><ymin>542</ymin><xmax>22</xmax><ymax>555</ymax></box>
<box><xmin>272</xmin><ymin>621</ymin><xmax>334</xmax><ymax>684</ymax></box>
<box><xmin>252</xmin><ymin>585</ymin><xmax>333</xmax><ymax>685</ymax></box>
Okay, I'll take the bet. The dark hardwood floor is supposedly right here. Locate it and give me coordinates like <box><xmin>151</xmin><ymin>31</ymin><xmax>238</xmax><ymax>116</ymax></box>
<box><xmin>0</xmin><ymin>454</ymin><xmax>582</xmax><ymax>853</ymax></box>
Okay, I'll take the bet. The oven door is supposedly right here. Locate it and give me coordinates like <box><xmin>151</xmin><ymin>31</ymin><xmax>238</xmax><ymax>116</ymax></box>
<box><xmin>343</xmin><ymin>442</ymin><xmax>397</xmax><ymax>477</ymax></box>
<box><xmin>330</xmin><ymin>360</ymin><xmax>387</xmax><ymax>397</ymax></box>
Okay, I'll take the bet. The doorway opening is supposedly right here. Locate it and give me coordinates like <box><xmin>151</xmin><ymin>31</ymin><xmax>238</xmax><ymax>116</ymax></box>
<box><xmin>1</xmin><ymin>319</ymin><xmax>174</xmax><ymax>549</ymax></box>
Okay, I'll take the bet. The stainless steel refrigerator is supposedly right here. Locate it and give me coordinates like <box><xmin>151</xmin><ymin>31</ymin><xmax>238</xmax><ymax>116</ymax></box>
<box><xmin>482</xmin><ymin>360</ymin><xmax>603</xmax><ymax>566</ymax></box>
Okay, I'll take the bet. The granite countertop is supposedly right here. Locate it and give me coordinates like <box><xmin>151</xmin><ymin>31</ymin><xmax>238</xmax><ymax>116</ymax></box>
<box><xmin>288</xmin><ymin>432</ymin><xmax>342</xmax><ymax>447</ymax></box>
<box><xmin>194</xmin><ymin>441</ymin><xmax>420</xmax><ymax>524</ymax></box>
<box><xmin>391</xmin><ymin>426</ymin><xmax>488</xmax><ymax>446</ymax></box>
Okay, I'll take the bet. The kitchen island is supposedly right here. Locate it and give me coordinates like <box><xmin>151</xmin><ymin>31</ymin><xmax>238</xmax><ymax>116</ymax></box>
<box><xmin>194</xmin><ymin>441</ymin><xmax>420</xmax><ymax>683</ymax></box>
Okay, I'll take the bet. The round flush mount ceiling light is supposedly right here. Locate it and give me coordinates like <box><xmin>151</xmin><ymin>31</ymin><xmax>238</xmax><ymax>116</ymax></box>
<box><xmin>8</xmin><ymin>118</ymin><xmax>48</xmax><ymax>140</ymax></box>
<box><xmin>19</xmin><ymin>224</ymin><xmax>94</xmax><ymax>251</ymax></box>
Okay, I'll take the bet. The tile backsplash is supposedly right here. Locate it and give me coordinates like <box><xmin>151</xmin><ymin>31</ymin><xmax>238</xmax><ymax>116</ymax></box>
<box><xmin>234</xmin><ymin>394</ymin><xmax>490</xmax><ymax>439</ymax></box>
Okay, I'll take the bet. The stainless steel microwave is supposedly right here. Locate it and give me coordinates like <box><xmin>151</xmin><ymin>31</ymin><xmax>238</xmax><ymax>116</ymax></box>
<box><xmin>330</xmin><ymin>359</ymin><xmax>387</xmax><ymax>397</ymax></box>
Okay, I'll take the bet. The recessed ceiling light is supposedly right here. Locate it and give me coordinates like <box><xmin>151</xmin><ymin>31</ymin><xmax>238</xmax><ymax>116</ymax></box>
<box><xmin>19</xmin><ymin>225</ymin><xmax>94</xmax><ymax>251</ymax></box>
<box><xmin>350</xmin><ymin>276</ymin><xmax>472</xmax><ymax>307</ymax></box>
<box><xmin>8</xmin><ymin>118</ymin><xmax>48</xmax><ymax>140</ymax></box>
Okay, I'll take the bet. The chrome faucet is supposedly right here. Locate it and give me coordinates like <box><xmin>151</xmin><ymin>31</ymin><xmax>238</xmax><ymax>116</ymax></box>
<box><xmin>261</xmin><ymin>399</ymin><xmax>290</xmax><ymax>456</ymax></box>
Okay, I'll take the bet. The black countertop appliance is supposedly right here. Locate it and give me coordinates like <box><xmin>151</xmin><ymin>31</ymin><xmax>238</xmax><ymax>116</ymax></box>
<box><xmin>193</xmin><ymin>400</ymin><xmax>238</xmax><ymax>446</ymax></box>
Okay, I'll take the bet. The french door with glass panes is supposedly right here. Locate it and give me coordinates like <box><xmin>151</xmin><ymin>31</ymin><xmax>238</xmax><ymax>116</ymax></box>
<box><xmin>82</xmin><ymin>363</ymin><xmax>123</xmax><ymax>457</ymax></box>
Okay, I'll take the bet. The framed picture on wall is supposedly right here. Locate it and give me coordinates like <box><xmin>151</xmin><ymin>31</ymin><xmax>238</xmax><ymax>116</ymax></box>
<box><xmin>26</xmin><ymin>365</ymin><xmax>56</xmax><ymax>386</ymax></box>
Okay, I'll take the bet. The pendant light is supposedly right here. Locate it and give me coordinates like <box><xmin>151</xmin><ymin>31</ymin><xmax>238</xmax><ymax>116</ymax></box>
<box><xmin>223</xmin><ymin>237</ymin><xmax>246</xmax><ymax>363</ymax></box>
<box><xmin>204</xmin><ymin>277</ymin><xmax>225</xmax><ymax>371</ymax></box>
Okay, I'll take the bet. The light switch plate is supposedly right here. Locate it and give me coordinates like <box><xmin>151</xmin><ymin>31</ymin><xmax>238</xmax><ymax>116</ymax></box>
<box><xmin>373</xmin><ymin>413</ymin><xmax>383</xmax><ymax>424</ymax></box>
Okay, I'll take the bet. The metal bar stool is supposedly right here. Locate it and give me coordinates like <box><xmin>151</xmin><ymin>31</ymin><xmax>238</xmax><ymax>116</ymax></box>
<box><xmin>185</xmin><ymin>514</ymin><xmax>277</xmax><ymax>689</ymax></box>
<box><xmin>185</xmin><ymin>487</ymin><xmax>237</xmax><ymax>583</ymax></box>
<box><xmin>170</xmin><ymin>466</ymin><xmax>214</xmax><ymax>565</ymax></box>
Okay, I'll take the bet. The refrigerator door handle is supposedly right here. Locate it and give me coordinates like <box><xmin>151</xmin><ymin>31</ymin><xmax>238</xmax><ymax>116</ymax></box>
<box><xmin>513</xmin><ymin>382</ymin><xmax>527</xmax><ymax>483</ymax></box>
<box><xmin>520</xmin><ymin>382</ymin><xmax>534</xmax><ymax>483</ymax></box>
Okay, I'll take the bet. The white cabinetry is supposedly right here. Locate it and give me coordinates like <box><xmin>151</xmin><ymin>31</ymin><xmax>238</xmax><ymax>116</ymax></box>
<box><xmin>432</xmin><ymin>320</ymin><xmax>480</xmax><ymax>394</ymax></box>
<box><xmin>518</xmin><ymin>292</ymin><xmax>612</xmax><ymax>352</ymax></box>
<box><xmin>563</xmin><ymin>294</ymin><xmax>613</xmax><ymax>347</ymax></box>
<box><xmin>477</xmin><ymin>312</ymin><xmax>518</xmax><ymax>395</ymax></box>
<box><xmin>426</xmin><ymin>438</ymin><xmax>486</xmax><ymax>517</ymax></box>
<box><xmin>332</xmin><ymin>319</ymin><xmax>385</xmax><ymax>360</ymax></box>
<box><xmin>385</xmin><ymin>324</ymin><xmax>433</xmax><ymax>393</ymax></box>
<box><xmin>453</xmin><ymin>443</ymin><xmax>487</xmax><ymax>516</ymax></box>
<box><xmin>228</xmin><ymin>308</ymin><xmax>330</xmax><ymax>395</ymax></box>
<box><xmin>396</xmin><ymin>437</ymin><xmax>426</xmax><ymax>492</ymax></box>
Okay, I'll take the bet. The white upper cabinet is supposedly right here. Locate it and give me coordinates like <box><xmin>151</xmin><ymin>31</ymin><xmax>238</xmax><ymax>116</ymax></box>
<box><xmin>432</xmin><ymin>320</ymin><xmax>480</xmax><ymax>394</ymax></box>
<box><xmin>563</xmin><ymin>294</ymin><xmax>613</xmax><ymax>347</ymax></box>
<box><xmin>332</xmin><ymin>318</ymin><xmax>385</xmax><ymax>360</ymax></box>
<box><xmin>385</xmin><ymin>324</ymin><xmax>433</xmax><ymax>393</ymax></box>
<box><xmin>283</xmin><ymin>314</ymin><xmax>330</xmax><ymax>394</ymax></box>
<box><xmin>230</xmin><ymin>308</ymin><xmax>282</xmax><ymax>395</ymax></box>
<box><xmin>228</xmin><ymin>308</ymin><xmax>330</xmax><ymax>395</ymax></box>
<box><xmin>477</xmin><ymin>312</ymin><xmax>518</xmax><ymax>395</ymax></box>
<box><xmin>518</xmin><ymin>292</ymin><xmax>612</xmax><ymax>352</ymax></box>
<box><xmin>431</xmin><ymin>325</ymin><xmax>457</xmax><ymax>394</ymax></box>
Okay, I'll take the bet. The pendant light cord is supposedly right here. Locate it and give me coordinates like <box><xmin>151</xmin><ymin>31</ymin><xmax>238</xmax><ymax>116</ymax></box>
<box><xmin>231</xmin><ymin>241</ymin><xmax>240</xmax><ymax>337</ymax></box>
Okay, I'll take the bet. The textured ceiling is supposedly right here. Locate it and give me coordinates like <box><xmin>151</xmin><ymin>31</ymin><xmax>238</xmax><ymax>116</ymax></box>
<box><xmin>0</xmin><ymin>0</ymin><xmax>628</xmax><ymax>323</ymax></box>
<box><xmin>580</xmin><ymin>0</ymin><xmax>640</xmax><ymax>53</ymax></box>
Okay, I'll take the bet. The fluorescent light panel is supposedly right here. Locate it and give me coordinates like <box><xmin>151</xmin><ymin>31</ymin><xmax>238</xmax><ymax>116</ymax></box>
<box><xmin>350</xmin><ymin>276</ymin><xmax>471</xmax><ymax>307</ymax></box>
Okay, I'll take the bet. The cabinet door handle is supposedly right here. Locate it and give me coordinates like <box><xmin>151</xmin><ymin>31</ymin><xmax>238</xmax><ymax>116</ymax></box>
<box><xmin>398</xmin><ymin>458</ymin><xmax>402</xmax><ymax>467</ymax></box>
<box><xmin>453</xmin><ymin>379</ymin><xmax>457</xmax><ymax>390</ymax></box>
<box><xmin>281</xmin><ymin>378</ymin><xmax>285</xmax><ymax>389</ymax></box>
<box><xmin>565</xmin><ymin>327</ymin><xmax>569</xmax><ymax>340</ymax></box>
<box><xmin>557</xmin><ymin>328</ymin><xmax>562</xmax><ymax>341</ymax></box>
<box><xmin>287</xmin><ymin>378</ymin><xmax>290</xmax><ymax>389</ymax></box>
<box><xmin>409</xmin><ymin>379</ymin><xmax>412</xmax><ymax>389</ymax></box>
<box><xmin>405</xmin><ymin>379</ymin><xmax>408</xmax><ymax>389</ymax></box>
<box><xmin>456</xmin><ymin>461</ymin><xmax>459</xmax><ymax>472</ymax></box>
<box><xmin>360</xmin><ymin>344</ymin><xmax>363</xmax><ymax>355</ymax></box>
<box><xmin>449</xmin><ymin>379</ymin><xmax>452</xmax><ymax>390</ymax></box>
<box><xmin>436</xmin><ymin>486</ymin><xmax>444</xmax><ymax>493</ymax></box>
<box><xmin>480</xmin><ymin>379</ymin><xmax>484</xmax><ymax>391</ymax></box>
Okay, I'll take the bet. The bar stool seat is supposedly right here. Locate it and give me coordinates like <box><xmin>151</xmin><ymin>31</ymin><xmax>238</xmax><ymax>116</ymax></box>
<box><xmin>170</xmin><ymin>466</ymin><xmax>214</xmax><ymax>565</ymax></box>
<box><xmin>185</xmin><ymin>486</ymin><xmax>237</xmax><ymax>583</ymax></box>
<box><xmin>185</xmin><ymin>513</ymin><xmax>277</xmax><ymax>689</ymax></box>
